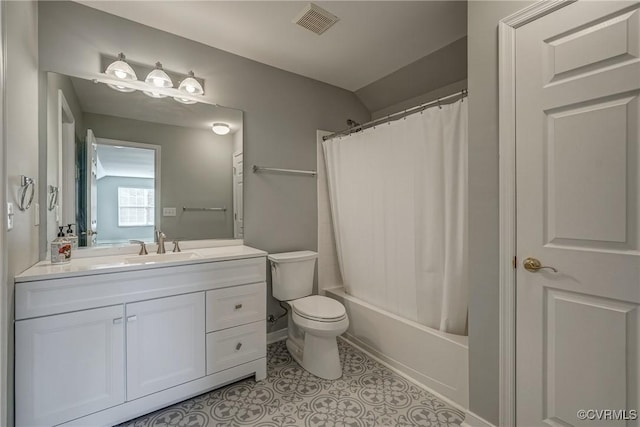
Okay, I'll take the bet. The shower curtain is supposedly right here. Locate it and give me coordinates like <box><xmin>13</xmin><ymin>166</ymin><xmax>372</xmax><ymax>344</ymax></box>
<box><xmin>323</xmin><ymin>100</ymin><xmax>468</xmax><ymax>335</ymax></box>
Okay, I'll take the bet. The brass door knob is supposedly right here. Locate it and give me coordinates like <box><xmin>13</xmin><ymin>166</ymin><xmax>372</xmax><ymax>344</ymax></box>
<box><xmin>523</xmin><ymin>257</ymin><xmax>558</xmax><ymax>273</ymax></box>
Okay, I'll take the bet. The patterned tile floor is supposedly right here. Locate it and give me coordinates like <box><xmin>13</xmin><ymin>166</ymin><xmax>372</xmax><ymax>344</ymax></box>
<box><xmin>118</xmin><ymin>339</ymin><xmax>465</xmax><ymax>427</ymax></box>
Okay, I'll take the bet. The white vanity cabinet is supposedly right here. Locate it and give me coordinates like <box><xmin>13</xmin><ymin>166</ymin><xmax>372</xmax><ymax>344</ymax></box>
<box><xmin>15</xmin><ymin>305</ymin><xmax>126</xmax><ymax>427</ymax></box>
<box><xmin>125</xmin><ymin>292</ymin><xmax>206</xmax><ymax>401</ymax></box>
<box><xmin>15</xmin><ymin>247</ymin><xmax>267</xmax><ymax>427</ymax></box>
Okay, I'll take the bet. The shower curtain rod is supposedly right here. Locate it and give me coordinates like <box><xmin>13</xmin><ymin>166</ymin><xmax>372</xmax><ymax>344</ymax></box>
<box><xmin>322</xmin><ymin>89</ymin><xmax>468</xmax><ymax>141</ymax></box>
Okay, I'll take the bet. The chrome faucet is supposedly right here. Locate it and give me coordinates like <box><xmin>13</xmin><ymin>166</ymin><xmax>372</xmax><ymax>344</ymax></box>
<box><xmin>129</xmin><ymin>240</ymin><xmax>148</xmax><ymax>255</ymax></box>
<box><xmin>156</xmin><ymin>230</ymin><xmax>167</xmax><ymax>254</ymax></box>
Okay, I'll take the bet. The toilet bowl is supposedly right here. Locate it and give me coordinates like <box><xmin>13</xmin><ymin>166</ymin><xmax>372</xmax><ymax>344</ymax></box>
<box><xmin>287</xmin><ymin>295</ymin><xmax>349</xmax><ymax>380</ymax></box>
<box><xmin>268</xmin><ymin>251</ymin><xmax>349</xmax><ymax>380</ymax></box>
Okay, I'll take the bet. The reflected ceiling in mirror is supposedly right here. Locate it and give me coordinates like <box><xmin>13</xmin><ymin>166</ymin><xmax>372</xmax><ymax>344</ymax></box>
<box><xmin>44</xmin><ymin>72</ymin><xmax>243</xmax><ymax>251</ymax></box>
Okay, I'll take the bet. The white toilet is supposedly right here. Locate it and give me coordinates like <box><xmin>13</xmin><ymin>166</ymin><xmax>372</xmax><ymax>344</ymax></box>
<box><xmin>268</xmin><ymin>251</ymin><xmax>348</xmax><ymax>380</ymax></box>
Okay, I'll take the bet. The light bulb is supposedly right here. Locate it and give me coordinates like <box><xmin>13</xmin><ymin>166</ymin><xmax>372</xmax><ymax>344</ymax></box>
<box><xmin>144</xmin><ymin>62</ymin><xmax>173</xmax><ymax>89</ymax></box>
<box><xmin>178</xmin><ymin>71</ymin><xmax>204</xmax><ymax>96</ymax></box>
<box><xmin>107</xmin><ymin>83</ymin><xmax>135</xmax><ymax>93</ymax></box>
<box><xmin>105</xmin><ymin>53</ymin><xmax>137</xmax><ymax>81</ymax></box>
<box><xmin>143</xmin><ymin>90</ymin><xmax>167</xmax><ymax>99</ymax></box>
<box><xmin>173</xmin><ymin>96</ymin><xmax>197</xmax><ymax>105</ymax></box>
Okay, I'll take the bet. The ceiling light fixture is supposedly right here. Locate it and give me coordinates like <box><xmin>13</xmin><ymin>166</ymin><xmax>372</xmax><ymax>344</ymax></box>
<box><xmin>145</xmin><ymin>62</ymin><xmax>173</xmax><ymax>88</ymax></box>
<box><xmin>211</xmin><ymin>123</ymin><xmax>230</xmax><ymax>135</ymax></box>
<box><xmin>178</xmin><ymin>71</ymin><xmax>204</xmax><ymax>96</ymax></box>
<box><xmin>105</xmin><ymin>52</ymin><xmax>137</xmax><ymax>81</ymax></box>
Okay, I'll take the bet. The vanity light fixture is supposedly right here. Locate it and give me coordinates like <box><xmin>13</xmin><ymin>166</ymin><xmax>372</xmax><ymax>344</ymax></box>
<box><xmin>145</xmin><ymin>62</ymin><xmax>173</xmax><ymax>88</ymax></box>
<box><xmin>173</xmin><ymin>96</ymin><xmax>197</xmax><ymax>105</ymax></box>
<box><xmin>101</xmin><ymin>56</ymin><xmax>206</xmax><ymax>103</ymax></box>
<box><xmin>178</xmin><ymin>71</ymin><xmax>204</xmax><ymax>96</ymax></box>
<box><xmin>105</xmin><ymin>53</ymin><xmax>137</xmax><ymax>81</ymax></box>
<box><xmin>143</xmin><ymin>90</ymin><xmax>168</xmax><ymax>99</ymax></box>
<box><xmin>212</xmin><ymin>123</ymin><xmax>231</xmax><ymax>135</ymax></box>
<box><xmin>109</xmin><ymin>83</ymin><xmax>136</xmax><ymax>93</ymax></box>
<box><xmin>105</xmin><ymin>53</ymin><xmax>137</xmax><ymax>93</ymax></box>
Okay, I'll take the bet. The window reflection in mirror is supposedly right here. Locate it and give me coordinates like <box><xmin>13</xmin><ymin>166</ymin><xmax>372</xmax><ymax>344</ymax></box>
<box><xmin>44</xmin><ymin>72</ymin><xmax>243</xmax><ymax>253</ymax></box>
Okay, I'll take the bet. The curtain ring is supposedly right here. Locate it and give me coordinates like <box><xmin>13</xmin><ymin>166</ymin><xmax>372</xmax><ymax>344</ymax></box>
<box><xmin>437</xmin><ymin>99</ymin><xmax>442</xmax><ymax>109</ymax></box>
<box><xmin>461</xmin><ymin>89</ymin><xmax>465</xmax><ymax>102</ymax></box>
<box><xmin>18</xmin><ymin>175</ymin><xmax>35</xmax><ymax>211</ymax></box>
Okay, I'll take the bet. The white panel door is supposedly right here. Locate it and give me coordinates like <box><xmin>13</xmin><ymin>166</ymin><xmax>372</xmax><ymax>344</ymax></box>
<box><xmin>15</xmin><ymin>305</ymin><xmax>125</xmax><ymax>427</ymax></box>
<box><xmin>126</xmin><ymin>292</ymin><xmax>205</xmax><ymax>401</ymax></box>
<box><xmin>86</xmin><ymin>129</ymin><xmax>98</xmax><ymax>246</ymax></box>
<box><xmin>515</xmin><ymin>2</ymin><xmax>640</xmax><ymax>426</ymax></box>
<box><xmin>233</xmin><ymin>151</ymin><xmax>244</xmax><ymax>239</ymax></box>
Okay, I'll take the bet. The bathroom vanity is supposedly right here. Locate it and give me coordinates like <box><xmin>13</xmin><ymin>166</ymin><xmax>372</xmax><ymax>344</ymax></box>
<box><xmin>14</xmin><ymin>245</ymin><xmax>267</xmax><ymax>427</ymax></box>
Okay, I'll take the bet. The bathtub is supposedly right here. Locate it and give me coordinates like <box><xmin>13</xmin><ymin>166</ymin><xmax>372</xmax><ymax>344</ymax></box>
<box><xmin>325</xmin><ymin>286</ymin><xmax>469</xmax><ymax>409</ymax></box>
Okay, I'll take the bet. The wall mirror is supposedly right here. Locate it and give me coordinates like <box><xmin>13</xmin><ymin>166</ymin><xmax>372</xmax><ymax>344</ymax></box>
<box><xmin>43</xmin><ymin>72</ymin><xmax>243</xmax><ymax>251</ymax></box>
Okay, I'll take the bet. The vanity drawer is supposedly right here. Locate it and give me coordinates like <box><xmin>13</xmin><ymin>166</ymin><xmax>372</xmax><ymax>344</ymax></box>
<box><xmin>206</xmin><ymin>283</ymin><xmax>265</xmax><ymax>332</ymax></box>
<box><xmin>206</xmin><ymin>321</ymin><xmax>266</xmax><ymax>374</ymax></box>
<box><xmin>16</xmin><ymin>257</ymin><xmax>266</xmax><ymax>320</ymax></box>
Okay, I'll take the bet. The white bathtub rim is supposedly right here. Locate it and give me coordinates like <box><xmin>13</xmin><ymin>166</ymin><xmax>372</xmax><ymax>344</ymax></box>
<box><xmin>338</xmin><ymin>335</ymin><xmax>468</xmax><ymax>414</ymax></box>
<box><xmin>326</xmin><ymin>286</ymin><xmax>468</xmax><ymax>348</ymax></box>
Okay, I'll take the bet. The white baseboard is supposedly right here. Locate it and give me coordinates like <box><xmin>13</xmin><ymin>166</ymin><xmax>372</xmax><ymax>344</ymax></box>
<box><xmin>267</xmin><ymin>328</ymin><xmax>288</xmax><ymax>344</ymax></box>
<box><xmin>461</xmin><ymin>410</ymin><xmax>496</xmax><ymax>427</ymax></box>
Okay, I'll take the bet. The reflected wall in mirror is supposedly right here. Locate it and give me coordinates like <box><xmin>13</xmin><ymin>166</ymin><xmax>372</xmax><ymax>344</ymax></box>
<box><xmin>44</xmin><ymin>72</ymin><xmax>243</xmax><ymax>251</ymax></box>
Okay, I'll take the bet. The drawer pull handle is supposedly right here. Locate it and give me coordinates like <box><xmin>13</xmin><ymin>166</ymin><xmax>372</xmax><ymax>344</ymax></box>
<box><xmin>113</xmin><ymin>317</ymin><xmax>123</xmax><ymax>325</ymax></box>
<box><xmin>235</xmin><ymin>304</ymin><xmax>243</xmax><ymax>310</ymax></box>
<box><xmin>127</xmin><ymin>315</ymin><xmax>137</xmax><ymax>323</ymax></box>
<box><xmin>236</xmin><ymin>342</ymin><xmax>243</xmax><ymax>351</ymax></box>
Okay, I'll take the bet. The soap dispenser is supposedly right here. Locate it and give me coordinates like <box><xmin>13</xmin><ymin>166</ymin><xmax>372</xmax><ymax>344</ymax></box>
<box><xmin>66</xmin><ymin>224</ymin><xmax>78</xmax><ymax>250</ymax></box>
<box><xmin>51</xmin><ymin>226</ymin><xmax>72</xmax><ymax>264</ymax></box>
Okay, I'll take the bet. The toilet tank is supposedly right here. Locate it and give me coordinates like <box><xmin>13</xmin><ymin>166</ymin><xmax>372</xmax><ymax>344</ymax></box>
<box><xmin>268</xmin><ymin>251</ymin><xmax>318</xmax><ymax>301</ymax></box>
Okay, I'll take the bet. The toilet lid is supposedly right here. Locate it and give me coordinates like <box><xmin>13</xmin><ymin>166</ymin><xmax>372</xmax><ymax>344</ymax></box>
<box><xmin>292</xmin><ymin>295</ymin><xmax>346</xmax><ymax>321</ymax></box>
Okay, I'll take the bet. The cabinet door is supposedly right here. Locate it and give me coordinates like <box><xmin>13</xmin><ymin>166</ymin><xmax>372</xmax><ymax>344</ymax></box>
<box><xmin>15</xmin><ymin>305</ymin><xmax>125</xmax><ymax>427</ymax></box>
<box><xmin>126</xmin><ymin>292</ymin><xmax>205</xmax><ymax>401</ymax></box>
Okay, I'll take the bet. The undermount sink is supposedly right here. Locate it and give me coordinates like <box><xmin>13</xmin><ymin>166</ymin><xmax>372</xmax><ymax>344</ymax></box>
<box><xmin>124</xmin><ymin>252</ymin><xmax>200</xmax><ymax>265</ymax></box>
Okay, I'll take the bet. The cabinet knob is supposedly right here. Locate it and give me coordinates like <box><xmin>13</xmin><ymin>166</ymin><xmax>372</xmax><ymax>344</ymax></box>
<box><xmin>127</xmin><ymin>315</ymin><xmax>137</xmax><ymax>323</ymax></box>
<box><xmin>235</xmin><ymin>342</ymin><xmax>243</xmax><ymax>351</ymax></box>
<box><xmin>112</xmin><ymin>317</ymin><xmax>123</xmax><ymax>325</ymax></box>
<box><xmin>235</xmin><ymin>303</ymin><xmax>243</xmax><ymax>310</ymax></box>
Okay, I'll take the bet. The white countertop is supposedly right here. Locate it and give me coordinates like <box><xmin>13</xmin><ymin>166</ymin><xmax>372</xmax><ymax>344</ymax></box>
<box><xmin>16</xmin><ymin>245</ymin><xmax>267</xmax><ymax>283</ymax></box>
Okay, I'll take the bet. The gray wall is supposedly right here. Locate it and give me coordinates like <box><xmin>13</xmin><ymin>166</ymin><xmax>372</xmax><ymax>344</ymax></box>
<box><xmin>96</xmin><ymin>176</ymin><xmax>155</xmax><ymax>244</ymax></box>
<box><xmin>84</xmin><ymin>113</ymin><xmax>234</xmax><ymax>241</ymax></box>
<box><xmin>467</xmin><ymin>1</ymin><xmax>534</xmax><ymax>424</ymax></box>
<box><xmin>356</xmin><ymin>36</ymin><xmax>467</xmax><ymax>117</ymax></box>
<box><xmin>5</xmin><ymin>2</ymin><xmax>39</xmax><ymax>425</ymax></box>
<box><xmin>38</xmin><ymin>1</ymin><xmax>370</xmax><ymax>333</ymax></box>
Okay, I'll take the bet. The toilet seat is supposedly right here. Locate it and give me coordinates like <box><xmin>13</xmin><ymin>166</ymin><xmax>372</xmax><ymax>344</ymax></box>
<box><xmin>291</xmin><ymin>295</ymin><xmax>346</xmax><ymax>322</ymax></box>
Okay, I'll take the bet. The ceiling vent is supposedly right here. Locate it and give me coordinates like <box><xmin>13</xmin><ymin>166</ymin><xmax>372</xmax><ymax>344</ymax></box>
<box><xmin>293</xmin><ymin>3</ymin><xmax>339</xmax><ymax>35</ymax></box>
